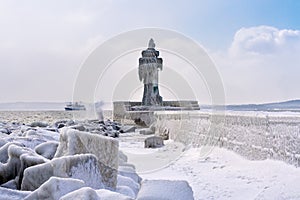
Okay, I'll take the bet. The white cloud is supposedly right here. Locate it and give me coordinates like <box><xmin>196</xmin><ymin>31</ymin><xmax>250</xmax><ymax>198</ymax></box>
<box><xmin>229</xmin><ymin>26</ymin><xmax>300</xmax><ymax>56</ymax></box>
<box><xmin>213</xmin><ymin>26</ymin><xmax>300</xmax><ymax>104</ymax></box>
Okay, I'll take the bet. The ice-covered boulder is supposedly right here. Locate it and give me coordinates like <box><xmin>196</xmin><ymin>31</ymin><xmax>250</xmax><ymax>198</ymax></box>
<box><xmin>66</xmin><ymin>119</ymin><xmax>76</xmax><ymax>126</ymax></box>
<box><xmin>54</xmin><ymin>128</ymin><xmax>119</xmax><ymax>189</ymax></box>
<box><xmin>0</xmin><ymin>142</ymin><xmax>23</xmax><ymax>163</ymax></box>
<box><xmin>24</xmin><ymin>177</ymin><xmax>85</xmax><ymax>200</ymax></box>
<box><xmin>0</xmin><ymin>127</ymin><xmax>11</xmax><ymax>134</ymax></box>
<box><xmin>0</xmin><ymin>145</ymin><xmax>45</xmax><ymax>185</ymax></box>
<box><xmin>53</xmin><ymin>120</ymin><xmax>68</xmax><ymax>128</ymax></box>
<box><xmin>136</xmin><ymin>180</ymin><xmax>194</xmax><ymax>200</ymax></box>
<box><xmin>96</xmin><ymin>189</ymin><xmax>134</xmax><ymax>200</ymax></box>
<box><xmin>120</xmin><ymin>125</ymin><xmax>136</xmax><ymax>133</ymax></box>
<box><xmin>29</xmin><ymin>121</ymin><xmax>49</xmax><ymax>128</ymax></box>
<box><xmin>118</xmin><ymin>165</ymin><xmax>142</xmax><ymax>184</ymax></box>
<box><xmin>20</xmin><ymin>125</ymin><xmax>32</xmax><ymax>133</ymax></box>
<box><xmin>0</xmin><ymin>187</ymin><xmax>31</xmax><ymax>200</ymax></box>
<box><xmin>21</xmin><ymin>154</ymin><xmax>104</xmax><ymax>191</ymax></box>
<box><xmin>35</xmin><ymin>141</ymin><xmax>59</xmax><ymax>159</ymax></box>
<box><xmin>116</xmin><ymin>185</ymin><xmax>136</xmax><ymax>199</ymax></box>
<box><xmin>144</xmin><ymin>136</ymin><xmax>164</xmax><ymax>148</ymax></box>
<box><xmin>17</xmin><ymin>152</ymin><xmax>47</xmax><ymax>189</ymax></box>
<box><xmin>117</xmin><ymin>174</ymin><xmax>140</xmax><ymax>197</ymax></box>
<box><xmin>1</xmin><ymin>179</ymin><xmax>17</xmax><ymax>189</ymax></box>
<box><xmin>139</xmin><ymin>128</ymin><xmax>154</xmax><ymax>135</ymax></box>
<box><xmin>60</xmin><ymin>187</ymin><xmax>134</xmax><ymax>200</ymax></box>
<box><xmin>59</xmin><ymin>187</ymin><xmax>101</xmax><ymax>200</ymax></box>
<box><xmin>69</xmin><ymin>124</ymin><xmax>86</xmax><ymax>131</ymax></box>
<box><xmin>0</xmin><ymin>138</ymin><xmax>7</xmax><ymax>147</ymax></box>
<box><xmin>11</xmin><ymin>136</ymin><xmax>47</xmax><ymax>149</ymax></box>
<box><xmin>25</xmin><ymin>129</ymin><xmax>60</xmax><ymax>141</ymax></box>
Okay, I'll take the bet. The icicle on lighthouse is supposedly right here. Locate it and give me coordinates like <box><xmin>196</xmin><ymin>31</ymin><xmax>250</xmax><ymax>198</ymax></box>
<box><xmin>138</xmin><ymin>38</ymin><xmax>163</xmax><ymax>106</ymax></box>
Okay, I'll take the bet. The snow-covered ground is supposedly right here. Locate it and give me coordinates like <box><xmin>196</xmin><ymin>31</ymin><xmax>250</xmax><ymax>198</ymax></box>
<box><xmin>1</xmin><ymin>109</ymin><xmax>300</xmax><ymax>199</ymax></box>
<box><xmin>143</xmin><ymin>147</ymin><xmax>300</xmax><ymax>200</ymax></box>
<box><xmin>119</xmin><ymin>132</ymin><xmax>300</xmax><ymax>200</ymax></box>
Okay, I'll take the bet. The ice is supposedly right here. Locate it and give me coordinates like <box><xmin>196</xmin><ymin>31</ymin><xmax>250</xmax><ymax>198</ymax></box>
<box><xmin>21</xmin><ymin>154</ymin><xmax>104</xmax><ymax>191</ymax></box>
<box><xmin>117</xmin><ymin>174</ymin><xmax>140</xmax><ymax>196</ymax></box>
<box><xmin>59</xmin><ymin>187</ymin><xmax>101</xmax><ymax>200</ymax></box>
<box><xmin>60</xmin><ymin>187</ymin><xmax>134</xmax><ymax>200</ymax></box>
<box><xmin>24</xmin><ymin>177</ymin><xmax>85</xmax><ymax>200</ymax></box>
<box><xmin>0</xmin><ymin>187</ymin><xmax>31</xmax><ymax>200</ymax></box>
<box><xmin>54</xmin><ymin>128</ymin><xmax>119</xmax><ymax>189</ymax></box>
<box><xmin>34</xmin><ymin>141</ymin><xmax>59</xmax><ymax>159</ymax></box>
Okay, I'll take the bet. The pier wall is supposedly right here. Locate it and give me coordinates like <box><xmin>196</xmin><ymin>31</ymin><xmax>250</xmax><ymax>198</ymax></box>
<box><xmin>154</xmin><ymin>111</ymin><xmax>300</xmax><ymax>167</ymax></box>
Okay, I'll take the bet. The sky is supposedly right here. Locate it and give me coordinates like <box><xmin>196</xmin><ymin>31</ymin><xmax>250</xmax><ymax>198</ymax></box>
<box><xmin>0</xmin><ymin>0</ymin><xmax>299</xmax><ymax>104</ymax></box>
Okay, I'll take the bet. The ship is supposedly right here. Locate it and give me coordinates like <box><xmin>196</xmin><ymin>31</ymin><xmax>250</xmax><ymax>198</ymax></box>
<box><xmin>64</xmin><ymin>102</ymin><xmax>86</xmax><ymax>111</ymax></box>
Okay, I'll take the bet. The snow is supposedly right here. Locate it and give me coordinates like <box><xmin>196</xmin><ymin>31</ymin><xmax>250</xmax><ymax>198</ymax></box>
<box><xmin>139</xmin><ymin>147</ymin><xmax>300</xmax><ymax>200</ymax></box>
<box><xmin>1</xmin><ymin>110</ymin><xmax>300</xmax><ymax>199</ymax></box>
<box><xmin>119</xmin><ymin>132</ymin><xmax>185</xmax><ymax>173</ymax></box>
<box><xmin>137</xmin><ymin>179</ymin><xmax>194</xmax><ymax>200</ymax></box>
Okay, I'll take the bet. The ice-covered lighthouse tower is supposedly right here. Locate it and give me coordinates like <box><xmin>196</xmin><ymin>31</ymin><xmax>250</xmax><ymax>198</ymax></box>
<box><xmin>138</xmin><ymin>38</ymin><xmax>163</xmax><ymax>106</ymax></box>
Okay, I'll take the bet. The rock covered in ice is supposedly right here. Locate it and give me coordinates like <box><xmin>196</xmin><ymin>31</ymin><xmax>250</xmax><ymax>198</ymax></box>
<box><xmin>0</xmin><ymin>187</ymin><xmax>31</xmax><ymax>200</ymax></box>
<box><xmin>0</xmin><ymin>138</ymin><xmax>7</xmax><ymax>147</ymax></box>
<box><xmin>117</xmin><ymin>185</ymin><xmax>136</xmax><ymax>199</ymax></box>
<box><xmin>9</xmin><ymin>137</ymin><xmax>45</xmax><ymax>150</ymax></box>
<box><xmin>0</xmin><ymin>142</ymin><xmax>23</xmax><ymax>163</ymax></box>
<box><xmin>21</xmin><ymin>154</ymin><xmax>104</xmax><ymax>191</ymax></box>
<box><xmin>139</xmin><ymin>127</ymin><xmax>154</xmax><ymax>135</ymax></box>
<box><xmin>69</xmin><ymin>124</ymin><xmax>86</xmax><ymax>131</ymax></box>
<box><xmin>0</xmin><ymin>118</ymin><xmax>146</xmax><ymax>199</ymax></box>
<box><xmin>1</xmin><ymin>179</ymin><xmax>18</xmax><ymax>190</ymax></box>
<box><xmin>0</xmin><ymin>144</ymin><xmax>46</xmax><ymax>186</ymax></box>
<box><xmin>17</xmin><ymin>152</ymin><xmax>47</xmax><ymax>189</ymax></box>
<box><xmin>117</xmin><ymin>174</ymin><xmax>140</xmax><ymax>197</ymax></box>
<box><xmin>24</xmin><ymin>177</ymin><xmax>85</xmax><ymax>200</ymax></box>
<box><xmin>54</xmin><ymin>120</ymin><xmax>68</xmax><ymax>128</ymax></box>
<box><xmin>118</xmin><ymin>165</ymin><xmax>142</xmax><ymax>184</ymax></box>
<box><xmin>24</xmin><ymin>129</ymin><xmax>60</xmax><ymax>141</ymax></box>
<box><xmin>96</xmin><ymin>189</ymin><xmax>134</xmax><ymax>200</ymax></box>
<box><xmin>144</xmin><ymin>136</ymin><xmax>164</xmax><ymax>148</ymax></box>
<box><xmin>120</xmin><ymin>125</ymin><xmax>136</xmax><ymax>133</ymax></box>
<box><xmin>54</xmin><ymin>128</ymin><xmax>119</xmax><ymax>189</ymax></box>
<box><xmin>29</xmin><ymin>121</ymin><xmax>49</xmax><ymax>128</ymax></box>
<box><xmin>0</xmin><ymin>144</ymin><xmax>29</xmax><ymax>184</ymax></box>
<box><xmin>34</xmin><ymin>141</ymin><xmax>59</xmax><ymax>160</ymax></box>
<box><xmin>0</xmin><ymin>127</ymin><xmax>11</xmax><ymax>134</ymax></box>
<box><xmin>60</xmin><ymin>187</ymin><xmax>134</xmax><ymax>200</ymax></box>
<box><xmin>136</xmin><ymin>180</ymin><xmax>194</xmax><ymax>200</ymax></box>
<box><xmin>60</xmin><ymin>187</ymin><xmax>101</xmax><ymax>200</ymax></box>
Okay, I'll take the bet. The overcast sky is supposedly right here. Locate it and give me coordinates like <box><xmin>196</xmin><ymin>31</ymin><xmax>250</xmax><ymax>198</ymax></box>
<box><xmin>0</xmin><ymin>0</ymin><xmax>299</xmax><ymax>104</ymax></box>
